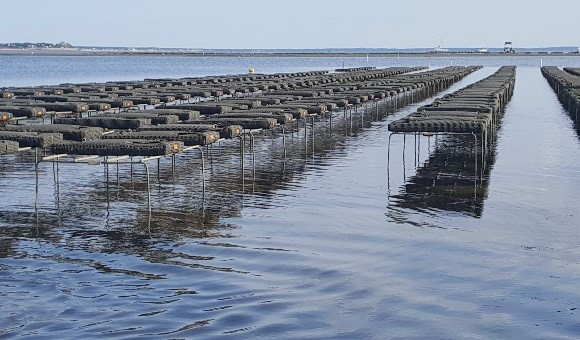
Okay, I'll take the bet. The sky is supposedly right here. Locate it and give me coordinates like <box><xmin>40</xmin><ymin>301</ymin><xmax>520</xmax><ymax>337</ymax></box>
<box><xmin>1</xmin><ymin>0</ymin><xmax>579</xmax><ymax>49</ymax></box>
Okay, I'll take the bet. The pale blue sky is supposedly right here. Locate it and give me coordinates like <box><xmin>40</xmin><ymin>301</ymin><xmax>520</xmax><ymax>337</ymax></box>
<box><xmin>1</xmin><ymin>0</ymin><xmax>579</xmax><ymax>49</ymax></box>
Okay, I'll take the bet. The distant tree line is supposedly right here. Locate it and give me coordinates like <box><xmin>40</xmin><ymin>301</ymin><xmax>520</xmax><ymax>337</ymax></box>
<box><xmin>0</xmin><ymin>41</ymin><xmax>73</xmax><ymax>49</ymax></box>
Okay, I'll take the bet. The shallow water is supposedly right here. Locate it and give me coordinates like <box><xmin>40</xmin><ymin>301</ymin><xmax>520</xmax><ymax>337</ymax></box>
<box><xmin>1</xmin><ymin>57</ymin><xmax>580</xmax><ymax>338</ymax></box>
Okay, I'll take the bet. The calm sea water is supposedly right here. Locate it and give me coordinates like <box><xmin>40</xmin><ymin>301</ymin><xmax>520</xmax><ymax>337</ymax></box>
<box><xmin>1</xmin><ymin>56</ymin><xmax>580</xmax><ymax>338</ymax></box>
<box><xmin>2</xmin><ymin>54</ymin><xmax>580</xmax><ymax>87</ymax></box>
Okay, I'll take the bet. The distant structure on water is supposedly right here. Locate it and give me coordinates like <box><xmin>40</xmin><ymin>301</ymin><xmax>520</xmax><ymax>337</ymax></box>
<box><xmin>504</xmin><ymin>41</ymin><xmax>515</xmax><ymax>54</ymax></box>
<box><xmin>431</xmin><ymin>34</ymin><xmax>449</xmax><ymax>53</ymax></box>
<box><xmin>432</xmin><ymin>45</ymin><xmax>449</xmax><ymax>53</ymax></box>
<box><xmin>476</xmin><ymin>39</ymin><xmax>489</xmax><ymax>53</ymax></box>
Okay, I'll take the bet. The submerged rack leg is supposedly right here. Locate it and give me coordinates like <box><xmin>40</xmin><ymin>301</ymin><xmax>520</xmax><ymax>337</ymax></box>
<box><xmin>198</xmin><ymin>147</ymin><xmax>206</xmax><ymax>194</ymax></box>
<box><xmin>116</xmin><ymin>161</ymin><xmax>119</xmax><ymax>189</ymax></box>
<box><xmin>172</xmin><ymin>154</ymin><xmax>176</xmax><ymax>179</ymax></box>
<box><xmin>105</xmin><ymin>156</ymin><xmax>110</xmax><ymax>200</ymax></box>
<box><xmin>301</xmin><ymin>118</ymin><xmax>308</xmax><ymax>157</ymax></box>
<box><xmin>141</xmin><ymin>161</ymin><xmax>152</xmax><ymax>216</ymax></box>
<box><xmin>472</xmin><ymin>132</ymin><xmax>478</xmax><ymax>182</ymax></box>
<box><xmin>238</xmin><ymin>136</ymin><xmax>244</xmax><ymax>183</ymax></box>
<box><xmin>34</xmin><ymin>148</ymin><xmax>39</xmax><ymax>213</ymax></box>
<box><xmin>417</xmin><ymin>133</ymin><xmax>421</xmax><ymax>166</ymax></box>
<box><xmin>311</xmin><ymin>116</ymin><xmax>315</xmax><ymax>155</ymax></box>
<box><xmin>250</xmin><ymin>131</ymin><xmax>256</xmax><ymax>179</ymax></box>
<box><xmin>281</xmin><ymin>125</ymin><xmax>287</xmax><ymax>159</ymax></box>
<box><xmin>157</xmin><ymin>158</ymin><xmax>161</xmax><ymax>181</ymax></box>
<box><xmin>56</xmin><ymin>160</ymin><xmax>60</xmax><ymax>204</ymax></box>
<box><xmin>387</xmin><ymin>133</ymin><xmax>394</xmax><ymax>190</ymax></box>
<box><xmin>414</xmin><ymin>133</ymin><xmax>418</xmax><ymax>168</ymax></box>
<box><xmin>349</xmin><ymin>107</ymin><xmax>353</xmax><ymax>132</ymax></box>
<box><xmin>481</xmin><ymin>133</ymin><xmax>485</xmax><ymax>181</ymax></box>
<box><xmin>329</xmin><ymin>111</ymin><xmax>333</xmax><ymax>133</ymax></box>
<box><xmin>403</xmin><ymin>134</ymin><xmax>407</xmax><ymax>179</ymax></box>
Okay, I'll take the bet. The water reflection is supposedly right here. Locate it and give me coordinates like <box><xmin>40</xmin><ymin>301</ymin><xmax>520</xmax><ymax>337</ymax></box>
<box><xmin>2</xmin><ymin>55</ymin><xmax>580</xmax><ymax>88</ymax></box>
<box><xmin>3</xmin><ymin>66</ymin><xmax>580</xmax><ymax>338</ymax></box>
<box><xmin>1</xmin><ymin>72</ymin><xmax>500</xmax><ymax>337</ymax></box>
<box><xmin>388</xmin><ymin>134</ymin><xmax>497</xmax><ymax>224</ymax></box>
<box><xmin>0</xmin><ymin>238</ymin><xmax>17</xmax><ymax>259</ymax></box>
<box><xmin>0</xmin><ymin>97</ymin><xmax>397</xmax><ymax>239</ymax></box>
<box><xmin>1</xmin><ymin>70</ymin><xmax>474</xmax><ymax>246</ymax></box>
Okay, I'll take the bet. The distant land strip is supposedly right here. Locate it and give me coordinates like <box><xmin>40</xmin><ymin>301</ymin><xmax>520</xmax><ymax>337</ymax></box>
<box><xmin>1</xmin><ymin>50</ymin><xmax>580</xmax><ymax>58</ymax></box>
<box><xmin>1</xmin><ymin>42</ymin><xmax>579</xmax><ymax>57</ymax></box>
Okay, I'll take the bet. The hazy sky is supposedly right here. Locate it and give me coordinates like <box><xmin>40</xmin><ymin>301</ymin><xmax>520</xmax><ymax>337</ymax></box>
<box><xmin>2</xmin><ymin>0</ymin><xmax>579</xmax><ymax>49</ymax></box>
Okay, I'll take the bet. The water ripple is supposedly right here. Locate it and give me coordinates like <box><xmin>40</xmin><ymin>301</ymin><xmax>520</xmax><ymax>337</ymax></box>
<box><xmin>2</xmin><ymin>64</ymin><xmax>580</xmax><ymax>338</ymax></box>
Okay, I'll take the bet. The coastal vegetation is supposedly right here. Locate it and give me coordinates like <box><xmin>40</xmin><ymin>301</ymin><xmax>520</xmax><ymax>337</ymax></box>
<box><xmin>0</xmin><ymin>41</ymin><xmax>73</xmax><ymax>49</ymax></box>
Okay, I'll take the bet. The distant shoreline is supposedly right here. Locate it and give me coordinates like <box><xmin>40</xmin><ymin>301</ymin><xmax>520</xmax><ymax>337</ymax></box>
<box><xmin>1</xmin><ymin>49</ymin><xmax>579</xmax><ymax>58</ymax></box>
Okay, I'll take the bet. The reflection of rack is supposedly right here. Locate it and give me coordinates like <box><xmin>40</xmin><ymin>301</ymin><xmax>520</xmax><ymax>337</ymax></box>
<box><xmin>386</xmin><ymin>66</ymin><xmax>516</xmax><ymax>221</ymax></box>
<box><xmin>3</xmin><ymin>67</ymin><xmax>485</xmax><ymax>235</ymax></box>
<box><xmin>387</xmin><ymin>131</ymin><xmax>486</xmax><ymax>185</ymax></box>
<box><xmin>387</xmin><ymin>133</ymin><xmax>495</xmax><ymax>219</ymax></box>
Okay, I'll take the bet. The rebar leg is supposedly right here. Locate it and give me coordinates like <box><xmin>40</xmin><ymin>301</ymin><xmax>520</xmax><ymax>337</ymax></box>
<box><xmin>417</xmin><ymin>133</ymin><xmax>421</xmax><ymax>166</ymax></box>
<box><xmin>142</xmin><ymin>161</ymin><xmax>152</xmax><ymax>217</ymax></box>
<box><xmin>116</xmin><ymin>161</ymin><xmax>119</xmax><ymax>190</ymax></box>
<box><xmin>349</xmin><ymin>107</ymin><xmax>353</xmax><ymax>132</ymax></box>
<box><xmin>105</xmin><ymin>156</ymin><xmax>110</xmax><ymax>200</ymax></box>
<box><xmin>35</xmin><ymin>148</ymin><xmax>39</xmax><ymax>212</ymax></box>
<box><xmin>239</xmin><ymin>136</ymin><xmax>244</xmax><ymax>181</ymax></box>
<box><xmin>472</xmin><ymin>132</ymin><xmax>478</xmax><ymax>181</ymax></box>
<box><xmin>198</xmin><ymin>147</ymin><xmax>206</xmax><ymax>194</ymax></box>
<box><xmin>172</xmin><ymin>154</ymin><xmax>176</xmax><ymax>179</ymax></box>
<box><xmin>302</xmin><ymin>118</ymin><xmax>308</xmax><ymax>157</ymax></box>
<box><xmin>403</xmin><ymin>134</ymin><xmax>406</xmax><ymax>179</ymax></box>
<box><xmin>414</xmin><ymin>133</ymin><xmax>418</xmax><ymax>168</ymax></box>
<box><xmin>281</xmin><ymin>125</ymin><xmax>287</xmax><ymax>159</ymax></box>
<box><xmin>329</xmin><ymin>111</ymin><xmax>333</xmax><ymax>133</ymax></box>
<box><xmin>56</xmin><ymin>160</ymin><xmax>60</xmax><ymax>204</ymax></box>
<box><xmin>311</xmin><ymin>116</ymin><xmax>315</xmax><ymax>155</ymax></box>
<box><xmin>387</xmin><ymin>133</ymin><xmax>394</xmax><ymax>190</ymax></box>
<box><xmin>250</xmin><ymin>132</ymin><xmax>256</xmax><ymax>179</ymax></box>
